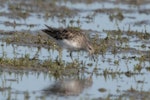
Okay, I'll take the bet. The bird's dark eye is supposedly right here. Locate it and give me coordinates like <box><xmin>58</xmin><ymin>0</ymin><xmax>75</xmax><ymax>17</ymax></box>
<box><xmin>89</xmin><ymin>47</ymin><xmax>92</xmax><ymax>50</ymax></box>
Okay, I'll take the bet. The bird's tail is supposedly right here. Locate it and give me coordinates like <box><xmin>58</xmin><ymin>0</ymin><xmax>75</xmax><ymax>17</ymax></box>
<box><xmin>42</xmin><ymin>25</ymin><xmax>59</xmax><ymax>36</ymax></box>
<box><xmin>42</xmin><ymin>24</ymin><xmax>53</xmax><ymax>32</ymax></box>
<box><xmin>44</xmin><ymin>24</ymin><xmax>54</xmax><ymax>30</ymax></box>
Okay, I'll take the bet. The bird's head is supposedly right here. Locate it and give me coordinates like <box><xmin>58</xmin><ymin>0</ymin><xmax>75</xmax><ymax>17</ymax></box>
<box><xmin>86</xmin><ymin>43</ymin><xmax>96</xmax><ymax>61</ymax></box>
<box><xmin>87</xmin><ymin>43</ymin><xmax>95</xmax><ymax>55</ymax></box>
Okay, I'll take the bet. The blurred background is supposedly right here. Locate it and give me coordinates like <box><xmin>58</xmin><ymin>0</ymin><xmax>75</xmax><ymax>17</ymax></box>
<box><xmin>0</xmin><ymin>0</ymin><xmax>150</xmax><ymax>100</ymax></box>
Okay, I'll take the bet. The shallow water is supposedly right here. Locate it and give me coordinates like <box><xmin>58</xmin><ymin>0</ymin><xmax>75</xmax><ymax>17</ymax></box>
<box><xmin>0</xmin><ymin>0</ymin><xmax>150</xmax><ymax>100</ymax></box>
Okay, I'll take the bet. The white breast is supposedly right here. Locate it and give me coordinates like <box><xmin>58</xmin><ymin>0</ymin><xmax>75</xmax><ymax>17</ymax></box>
<box><xmin>57</xmin><ymin>39</ymin><xmax>81</xmax><ymax>51</ymax></box>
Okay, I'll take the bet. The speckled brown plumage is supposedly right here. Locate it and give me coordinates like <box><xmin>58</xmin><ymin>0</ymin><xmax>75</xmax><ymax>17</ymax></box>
<box><xmin>42</xmin><ymin>25</ymin><xmax>85</xmax><ymax>40</ymax></box>
<box><xmin>42</xmin><ymin>25</ymin><xmax>95</xmax><ymax>60</ymax></box>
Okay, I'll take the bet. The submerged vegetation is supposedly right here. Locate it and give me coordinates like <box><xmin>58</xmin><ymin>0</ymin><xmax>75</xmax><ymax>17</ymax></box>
<box><xmin>0</xmin><ymin>0</ymin><xmax>150</xmax><ymax>100</ymax></box>
<box><xmin>0</xmin><ymin>27</ymin><xmax>149</xmax><ymax>75</ymax></box>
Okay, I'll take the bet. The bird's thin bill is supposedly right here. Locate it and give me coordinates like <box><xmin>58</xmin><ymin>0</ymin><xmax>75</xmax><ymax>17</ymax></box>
<box><xmin>89</xmin><ymin>54</ymin><xmax>96</xmax><ymax>62</ymax></box>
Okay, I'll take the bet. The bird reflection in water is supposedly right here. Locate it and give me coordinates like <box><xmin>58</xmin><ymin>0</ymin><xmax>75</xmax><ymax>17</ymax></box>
<box><xmin>42</xmin><ymin>74</ymin><xmax>93</xmax><ymax>96</ymax></box>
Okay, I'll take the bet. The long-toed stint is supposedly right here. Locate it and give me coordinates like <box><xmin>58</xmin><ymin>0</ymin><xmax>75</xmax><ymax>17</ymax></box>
<box><xmin>42</xmin><ymin>25</ymin><xmax>95</xmax><ymax>60</ymax></box>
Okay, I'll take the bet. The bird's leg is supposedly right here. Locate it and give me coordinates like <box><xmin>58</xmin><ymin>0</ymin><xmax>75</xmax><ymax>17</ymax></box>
<box><xmin>32</xmin><ymin>47</ymin><xmax>40</xmax><ymax>60</ymax></box>
<box><xmin>70</xmin><ymin>52</ymin><xmax>73</xmax><ymax>61</ymax></box>
<box><xmin>58</xmin><ymin>49</ymin><xmax>62</xmax><ymax>61</ymax></box>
